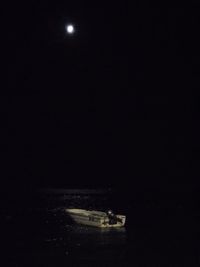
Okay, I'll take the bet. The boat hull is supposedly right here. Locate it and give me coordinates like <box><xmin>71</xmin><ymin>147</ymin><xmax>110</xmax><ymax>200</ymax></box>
<box><xmin>66</xmin><ymin>209</ymin><xmax>126</xmax><ymax>228</ymax></box>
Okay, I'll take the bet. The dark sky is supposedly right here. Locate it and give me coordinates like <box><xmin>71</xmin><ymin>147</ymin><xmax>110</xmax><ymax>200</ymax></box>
<box><xmin>3</xmin><ymin>2</ymin><xmax>200</xmax><ymax>189</ymax></box>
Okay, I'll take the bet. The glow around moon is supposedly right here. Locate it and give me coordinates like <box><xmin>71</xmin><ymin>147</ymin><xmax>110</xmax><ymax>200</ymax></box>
<box><xmin>66</xmin><ymin>24</ymin><xmax>75</xmax><ymax>34</ymax></box>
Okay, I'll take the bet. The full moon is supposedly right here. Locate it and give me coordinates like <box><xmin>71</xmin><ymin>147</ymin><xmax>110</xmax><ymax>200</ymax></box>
<box><xmin>66</xmin><ymin>24</ymin><xmax>75</xmax><ymax>34</ymax></box>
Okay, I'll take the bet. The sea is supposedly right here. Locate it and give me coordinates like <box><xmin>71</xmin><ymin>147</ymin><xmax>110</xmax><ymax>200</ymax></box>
<box><xmin>2</xmin><ymin>187</ymin><xmax>198</xmax><ymax>266</ymax></box>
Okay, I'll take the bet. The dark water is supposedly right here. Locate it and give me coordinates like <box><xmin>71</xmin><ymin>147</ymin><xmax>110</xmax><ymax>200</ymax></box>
<box><xmin>2</xmin><ymin>188</ymin><xmax>198</xmax><ymax>266</ymax></box>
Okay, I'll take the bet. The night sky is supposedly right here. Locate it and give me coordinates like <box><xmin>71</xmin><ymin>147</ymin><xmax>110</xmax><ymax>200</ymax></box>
<box><xmin>4</xmin><ymin>2</ymin><xmax>200</xmax><ymax>190</ymax></box>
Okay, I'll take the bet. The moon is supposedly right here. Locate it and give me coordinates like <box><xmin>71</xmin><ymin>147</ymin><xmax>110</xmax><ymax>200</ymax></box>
<box><xmin>66</xmin><ymin>24</ymin><xmax>75</xmax><ymax>34</ymax></box>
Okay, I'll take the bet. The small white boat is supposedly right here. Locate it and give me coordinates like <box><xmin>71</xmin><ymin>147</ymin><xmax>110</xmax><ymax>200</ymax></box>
<box><xmin>66</xmin><ymin>208</ymin><xmax>126</xmax><ymax>228</ymax></box>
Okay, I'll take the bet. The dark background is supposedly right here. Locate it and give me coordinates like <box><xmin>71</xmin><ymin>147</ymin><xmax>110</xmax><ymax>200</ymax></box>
<box><xmin>3</xmin><ymin>2</ymin><xmax>200</xmax><ymax>191</ymax></box>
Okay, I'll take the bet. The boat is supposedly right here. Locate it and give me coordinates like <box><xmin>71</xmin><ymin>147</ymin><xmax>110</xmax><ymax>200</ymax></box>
<box><xmin>65</xmin><ymin>208</ymin><xmax>126</xmax><ymax>228</ymax></box>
